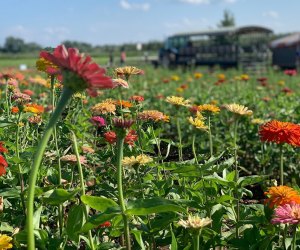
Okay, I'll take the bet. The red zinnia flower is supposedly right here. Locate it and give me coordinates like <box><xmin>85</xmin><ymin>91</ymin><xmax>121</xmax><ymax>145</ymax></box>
<box><xmin>0</xmin><ymin>155</ymin><xmax>8</xmax><ymax>176</ymax></box>
<box><xmin>104</xmin><ymin>131</ymin><xmax>117</xmax><ymax>144</ymax></box>
<box><xmin>259</xmin><ymin>120</ymin><xmax>300</xmax><ymax>146</ymax></box>
<box><xmin>0</xmin><ymin>142</ymin><xmax>8</xmax><ymax>153</ymax></box>
<box><xmin>125</xmin><ymin>130</ymin><xmax>138</xmax><ymax>146</ymax></box>
<box><xmin>104</xmin><ymin>130</ymin><xmax>138</xmax><ymax>146</ymax></box>
<box><xmin>99</xmin><ymin>221</ymin><xmax>111</xmax><ymax>228</ymax></box>
<box><xmin>40</xmin><ymin>45</ymin><xmax>113</xmax><ymax>96</ymax></box>
<box><xmin>282</xmin><ymin>87</ymin><xmax>293</xmax><ymax>94</ymax></box>
<box><xmin>129</xmin><ymin>95</ymin><xmax>144</xmax><ymax>102</ymax></box>
<box><xmin>284</xmin><ymin>69</ymin><xmax>297</xmax><ymax>76</ymax></box>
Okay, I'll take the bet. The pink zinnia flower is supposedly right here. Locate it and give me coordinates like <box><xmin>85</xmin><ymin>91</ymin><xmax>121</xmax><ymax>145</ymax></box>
<box><xmin>284</xmin><ymin>69</ymin><xmax>297</xmax><ymax>76</ymax></box>
<box><xmin>272</xmin><ymin>203</ymin><xmax>300</xmax><ymax>224</ymax></box>
<box><xmin>90</xmin><ymin>116</ymin><xmax>106</xmax><ymax>127</ymax></box>
<box><xmin>23</xmin><ymin>89</ymin><xmax>34</xmax><ymax>96</ymax></box>
<box><xmin>40</xmin><ymin>45</ymin><xmax>113</xmax><ymax>96</ymax></box>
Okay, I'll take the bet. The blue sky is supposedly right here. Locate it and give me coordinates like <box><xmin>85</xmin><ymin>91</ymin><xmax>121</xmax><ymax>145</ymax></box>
<box><xmin>1</xmin><ymin>0</ymin><xmax>299</xmax><ymax>47</ymax></box>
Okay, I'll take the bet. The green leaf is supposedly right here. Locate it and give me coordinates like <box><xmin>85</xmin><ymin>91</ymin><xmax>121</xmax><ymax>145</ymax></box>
<box><xmin>237</xmin><ymin>175</ymin><xmax>267</xmax><ymax>187</ymax></box>
<box><xmin>0</xmin><ymin>222</ymin><xmax>14</xmax><ymax>233</ymax></box>
<box><xmin>42</xmin><ymin>188</ymin><xmax>79</xmax><ymax>205</ymax></box>
<box><xmin>170</xmin><ymin>226</ymin><xmax>178</xmax><ymax>250</ymax></box>
<box><xmin>0</xmin><ymin>187</ymin><xmax>21</xmax><ymax>198</ymax></box>
<box><xmin>126</xmin><ymin>198</ymin><xmax>185</xmax><ymax>215</ymax></box>
<box><xmin>81</xmin><ymin>195</ymin><xmax>119</xmax><ymax>212</ymax></box>
<box><xmin>216</xmin><ymin>195</ymin><xmax>234</xmax><ymax>203</ymax></box>
<box><xmin>132</xmin><ymin>230</ymin><xmax>146</xmax><ymax>250</ymax></box>
<box><xmin>66</xmin><ymin>204</ymin><xmax>86</xmax><ymax>243</ymax></box>
<box><xmin>81</xmin><ymin>207</ymin><xmax>121</xmax><ymax>232</ymax></box>
<box><xmin>33</xmin><ymin>206</ymin><xmax>43</xmax><ymax>230</ymax></box>
<box><xmin>0</xmin><ymin>121</ymin><xmax>15</xmax><ymax>128</ymax></box>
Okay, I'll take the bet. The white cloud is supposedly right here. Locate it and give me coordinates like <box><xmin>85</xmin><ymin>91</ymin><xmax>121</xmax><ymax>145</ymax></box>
<box><xmin>178</xmin><ymin>0</ymin><xmax>237</xmax><ymax>4</ymax></box>
<box><xmin>179</xmin><ymin>0</ymin><xmax>210</xmax><ymax>4</ymax></box>
<box><xmin>222</xmin><ymin>0</ymin><xmax>237</xmax><ymax>3</ymax></box>
<box><xmin>263</xmin><ymin>10</ymin><xmax>279</xmax><ymax>19</ymax></box>
<box><xmin>120</xmin><ymin>0</ymin><xmax>150</xmax><ymax>11</ymax></box>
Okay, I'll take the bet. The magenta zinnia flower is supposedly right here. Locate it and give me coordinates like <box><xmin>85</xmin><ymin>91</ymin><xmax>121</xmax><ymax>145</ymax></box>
<box><xmin>40</xmin><ymin>45</ymin><xmax>113</xmax><ymax>96</ymax></box>
<box><xmin>272</xmin><ymin>202</ymin><xmax>300</xmax><ymax>224</ymax></box>
<box><xmin>90</xmin><ymin>116</ymin><xmax>106</xmax><ymax>127</ymax></box>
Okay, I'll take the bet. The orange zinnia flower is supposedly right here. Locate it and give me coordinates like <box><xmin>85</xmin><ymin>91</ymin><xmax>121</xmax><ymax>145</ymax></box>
<box><xmin>259</xmin><ymin>120</ymin><xmax>300</xmax><ymax>146</ymax></box>
<box><xmin>23</xmin><ymin>103</ymin><xmax>44</xmax><ymax>114</ymax></box>
<box><xmin>265</xmin><ymin>186</ymin><xmax>300</xmax><ymax>208</ymax></box>
<box><xmin>114</xmin><ymin>100</ymin><xmax>133</xmax><ymax>108</ymax></box>
<box><xmin>11</xmin><ymin>107</ymin><xmax>19</xmax><ymax>114</ymax></box>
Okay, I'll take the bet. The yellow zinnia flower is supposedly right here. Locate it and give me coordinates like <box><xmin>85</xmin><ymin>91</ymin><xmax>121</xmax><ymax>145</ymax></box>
<box><xmin>197</xmin><ymin>104</ymin><xmax>220</xmax><ymax>114</ymax></box>
<box><xmin>171</xmin><ymin>75</ymin><xmax>180</xmax><ymax>81</ymax></box>
<box><xmin>36</xmin><ymin>57</ymin><xmax>59</xmax><ymax>73</ymax></box>
<box><xmin>0</xmin><ymin>234</ymin><xmax>13</xmax><ymax>249</ymax></box>
<box><xmin>194</xmin><ymin>72</ymin><xmax>203</xmax><ymax>79</ymax></box>
<box><xmin>122</xmin><ymin>154</ymin><xmax>153</xmax><ymax>168</ymax></box>
<box><xmin>166</xmin><ymin>96</ymin><xmax>191</xmax><ymax>107</ymax></box>
<box><xmin>240</xmin><ymin>74</ymin><xmax>249</xmax><ymax>81</ymax></box>
<box><xmin>251</xmin><ymin>118</ymin><xmax>266</xmax><ymax>125</ymax></box>
<box><xmin>188</xmin><ymin>112</ymin><xmax>208</xmax><ymax>130</ymax></box>
<box><xmin>224</xmin><ymin>103</ymin><xmax>253</xmax><ymax>116</ymax></box>
<box><xmin>91</xmin><ymin>101</ymin><xmax>116</xmax><ymax>115</ymax></box>
<box><xmin>217</xmin><ymin>73</ymin><xmax>226</xmax><ymax>80</ymax></box>
<box><xmin>138</xmin><ymin>110</ymin><xmax>169</xmax><ymax>122</ymax></box>
<box><xmin>115</xmin><ymin>66</ymin><xmax>143</xmax><ymax>79</ymax></box>
<box><xmin>178</xmin><ymin>215</ymin><xmax>212</xmax><ymax>229</ymax></box>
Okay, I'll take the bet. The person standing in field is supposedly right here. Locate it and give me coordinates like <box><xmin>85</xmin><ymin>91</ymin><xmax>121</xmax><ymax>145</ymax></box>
<box><xmin>120</xmin><ymin>48</ymin><xmax>126</xmax><ymax>65</ymax></box>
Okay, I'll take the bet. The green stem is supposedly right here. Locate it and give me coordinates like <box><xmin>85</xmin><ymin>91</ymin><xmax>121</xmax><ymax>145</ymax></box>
<box><xmin>16</xmin><ymin>112</ymin><xmax>26</xmax><ymax>213</ymax></box>
<box><xmin>292</xmin><ymin>225</ymin><xmax>297</xmax><ymax>250</ymax></box>
<box><xmin>71</xmin><ymin>131</ymin><xmax>95</xmax><ymax>250</ymax></box>
<box><xmin>193</xmin><ymin>230</ymin><xmax>201</xmax><ymax>250</ymax></box>
<box><xmin>233</xmin><ymin>118</ymin><xmax>239</xmax><ymax>238</ymax></box>
<box><xmin>151</xmin><ymin>126</ymin><xmax>162</xmax><ymax>160</ymax></box>
<box><xmin>192</xmin><ymin>134</ymin><xmax>198</xmax><ymax>164</ymax></box>
<box><xmin>116</xmin><ymin>135</ymin><xmax>131</xmax><ymax>250</ymax></box>
<box><xmin>283</xmin><ymin>224</ymin><xmax>287</xmax><ymax>250</ymax></box>
<box><xmin>176</xmin><ymin>117</ymin><xmax>183</xmax><ymax>161</ymax></box>
<box><xmin>280</xmin><ymin>144</ymin><xmax>284</xmax><ymax>185</ymax></box>
<box><xmin>208</xmin><ymin>115</ymin><xmax>213</xmax><ymax>158</ymax></box>
<box><xmin>5</xmin><ymin>79</ymin><xmax>10</xmax><ymax>118</ymax></box>
<box><xmin>26</xmin><ymin>87</ymin><xmax>73</xmax><ymax>250</ymax></box>
<box><xmin>50</xmin><ymin>75</ymin><xmax>63</xmax><ymax>236</ymax></box>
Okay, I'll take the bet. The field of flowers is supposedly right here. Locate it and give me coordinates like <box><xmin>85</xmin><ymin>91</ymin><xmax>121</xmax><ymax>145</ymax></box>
<box><xmin>1</xmin><ymin>45</ymin><xmax>300</xmax><ymax>250</ymax></box>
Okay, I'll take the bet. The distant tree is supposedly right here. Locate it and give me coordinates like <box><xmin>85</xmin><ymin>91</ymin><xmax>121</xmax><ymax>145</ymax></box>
<box><xmin>62</xmin><ymin>40</ymin><xmax>93</xmax><ymax>53</ymax></box>
<box><xmin>4</xmin><ymin>36</ymin><xmax>25</xmax><ymax>53</ymax></box>
<box><xmin>218</xmin><ymin>10</ymin><xmax>235</xmax><ymax>28</ymax></box>
<box><xmin>24</xmin><ymin>42</ymin><xmax>42</xmax><ymax>52</ymax></box>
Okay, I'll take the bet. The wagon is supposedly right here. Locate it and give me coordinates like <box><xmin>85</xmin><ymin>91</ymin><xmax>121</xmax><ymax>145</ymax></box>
<box><xmin>158</xmin><ymin>25</ymin><xmax>273</xmax><ymax>70</ymax></box>
<box><xmin>270</xmin><ymin>32</ymin><xmax>300</xmax><ymax>69</ymax></box>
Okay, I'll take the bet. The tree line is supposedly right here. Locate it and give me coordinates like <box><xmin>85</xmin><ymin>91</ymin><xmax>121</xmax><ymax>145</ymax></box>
<box><xmin>0</xmin><ymin>36</ymin><xmax>163</xmax><ymax>55</ymax></box>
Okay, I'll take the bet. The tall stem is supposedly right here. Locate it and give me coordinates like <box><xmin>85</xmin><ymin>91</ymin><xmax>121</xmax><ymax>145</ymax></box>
<box><xmin>280</xmin><ymin>144</ymin><xmax>284</xmax><ymax>185</ymax></box>
<box><xmin>193</xmin><ymin>230</ymin><xmax>201</xmax><ymax>250</ymax></box>
<box><xmin>71</xmin><ymin>132</ymin><xmax>95</xmax><ymax>250</ymax></box>
<box><xmin>208</xmin><ymin>115</ymin><xmax>213</xmax><ymax>158</ymax></box>
<box><xmin>16</xmin><ymin>112</ymin><xmax>26</xmax><ymax>213</ymax></box>
<box><xmin>192</xmin><ymin>134</ymin><xmax>198</xmax><ymax>164</ymax></box>
<box><xmin>292</xmin><ymin>225</ymin><xmax>297</xmax><ymax>250</ymax></box>
<box><xmin>5</xmin><ymin>79</ymin><xmax>10</xmax><ymax>118</ymax></box>
<box><xmin>50</xmin><ymin>76</ymin><xmax>63</xmax><ymax>235</ymax></box>
<box><xmin>176</xmin><ymin>117</ymin><xmax>183</xmax><ymax>161</ymax></box>
<box><xmin>233</xmin><ymin>118</ymin><xmax>240</xmax><ymax>238</ymax></box>
<box><xmin>116</xmin><ymin>135</ymin><xmax>131</xmax><ymax>250</ymax></box>
<box><xmin>26</xmin><ymin>87</ymin><xmax>73</xmax><ymax>250</ymax></box>
<box><xmin>151</xmin><ymin>126</ymin><xmax>162</xmax><ymax>159</ymax></box>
